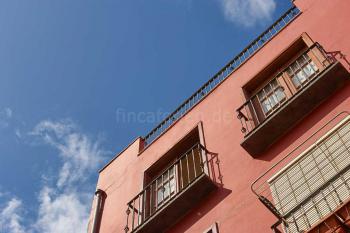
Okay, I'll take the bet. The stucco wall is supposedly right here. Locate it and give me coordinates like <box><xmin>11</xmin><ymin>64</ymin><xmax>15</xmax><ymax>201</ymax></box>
<box><xmin>91</xmin><ymin>0</ymin><xmax>350</xmax><ymax>232</ymax></box>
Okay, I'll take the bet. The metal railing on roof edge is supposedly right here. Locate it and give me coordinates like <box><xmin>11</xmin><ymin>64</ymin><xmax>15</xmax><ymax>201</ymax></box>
<box><xmin>143</xmin><ymin>6</ymin><xmax>301</xmax><ymax>147</ymax></box>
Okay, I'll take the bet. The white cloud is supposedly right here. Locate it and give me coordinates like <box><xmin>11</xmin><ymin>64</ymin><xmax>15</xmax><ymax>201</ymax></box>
<box><xmin>220</xmin><ymin>0</ymin><xmax>277</xmax><ymax>27</ymax></box>
<box><xmin>30</xmin><ymin>119</ymin><xmax>106</xmax><ymax>188</ymax></box>
<box><xmin>0</xmin><ymin>119</ymin><xmax>108</xmax><ymax>233</ymax></box>
<box><xmin>30</xmin><ymin>119</ymin><xmax>107</xmax><ymax>233</ymax></box>
<box><xmin>34</xmin><ymin>187</ymin><xmax>89</xmax><ymax>233</ymax></box>
<box><xmin>0</xmin><ymin>107</ymin><xmax>13</xmax><ymax>128</ymax></box>
<box><xmin>0</xmin><ymin>198</ymin><xmax>26</xmax><ymax>233</ymax></box>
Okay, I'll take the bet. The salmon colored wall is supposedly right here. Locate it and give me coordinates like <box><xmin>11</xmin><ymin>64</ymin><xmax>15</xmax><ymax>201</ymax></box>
<box><xmin>90</xmin><ymin>0</ymin><xmax>350</xmax><ymax>232</ymax></box>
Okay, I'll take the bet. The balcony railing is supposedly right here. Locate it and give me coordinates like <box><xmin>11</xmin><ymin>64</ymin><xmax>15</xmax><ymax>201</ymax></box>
<box><xmin>143</xmin><ymin>6</ymin><xmax>300</xmax><ymax>147</ymax></box>
<box><xmin>236</xmin><ymin>43</ymin><xmax>335</xmax><ymax>137</ymax></box>
<box><xmin>124</xmin><ymin>143</ymin><xmax>216</xmax><ymax>233</ymax></box>
<box><xmin>251</xmin><ymin>112</ymin><xmax>350</xmax><ymax>233</ymax></box>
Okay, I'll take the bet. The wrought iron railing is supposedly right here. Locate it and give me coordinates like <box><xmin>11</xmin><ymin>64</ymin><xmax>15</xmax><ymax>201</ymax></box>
<box><xmin>124</xmin><ymin>143</ymin><xmax>210</xmax><ymax>233</ymax></box>
<box><xmin>236</xmin><ymin>42</ymin><xmax>335</xmax><ymax>137</ymax></box>
<box><xmin>143</xmin><ymin>6</ymin><xmax>301</xmax><ymax>147</ymax></box>
<box><xmin>251</xmin><ymin>112</ymin><xmax>350</xmax><ymax>233</ymax></box>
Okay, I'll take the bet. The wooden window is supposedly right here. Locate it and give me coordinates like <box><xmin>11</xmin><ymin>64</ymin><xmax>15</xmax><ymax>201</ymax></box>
<box><xmin>143</xmin><ymin>124</ymin><xmax>206</xmax><ymax>214</ymax></box>
<box><xmin>240</xmin><ymin>34</ymin><xmax>330</xmax><ymax>127</ymax></box>
<box><xmin>257</xmin><ymin>79</ymin><xmax>286</xmax><ymax>115</ymax></box>
<box><xmin>156</xmin><ymin>167</ymin><xmax>176</xmax><ymax>206</ymax></box>
<box><xmin>286</xmin><ymin>53</ymin><xmax>319</xmax><ymax>89</ymax></box>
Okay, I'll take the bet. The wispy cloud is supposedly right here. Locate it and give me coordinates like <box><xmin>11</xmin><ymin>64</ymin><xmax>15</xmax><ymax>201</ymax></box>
<box><xmin>0</xmin><ymin>107</ymin><xmax>13</xmax><ymax>128</ymax></box>
<box><xmin>0</xmin><ymin>119</ymin><xmax>108</xmax><ymax>233</ymax></box>
<box><xmin>0</xmin><ymin>198</ymin><xmax>26</xmax><ymax>233</ymax></box>
<box><xmin>219</xmin><ymin>0</ymin><xmax>277</xmax><ymax>27</ymax></box>
<box><xmin>34</xmin><ymin>187</ymin><xmax>90</xmax><ymax>233</ymax></box>
<box><xmin>30</xmin><ymin>119</ymin><xmax>106</xmax><ymax>188</ymax></box>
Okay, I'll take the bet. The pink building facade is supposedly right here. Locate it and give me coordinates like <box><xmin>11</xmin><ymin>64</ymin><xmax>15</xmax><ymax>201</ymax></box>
<box><xmin>88</xmin><ymin>0</ymin><xmax>350</xmax><ymax>232</ymax></box>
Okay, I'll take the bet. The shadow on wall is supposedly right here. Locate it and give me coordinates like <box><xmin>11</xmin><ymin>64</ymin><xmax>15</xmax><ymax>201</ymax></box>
<box><xmin>326</xmin><ymin>50</ymin><xmax>350</xmax><ymax>70</ymax></box>
<box><xmin>206</xmin><ymin>148</ymin><xmax>224</xmax><ymax>187</ymax></box>
<box><xmin>168</xmin><ymin>187</ymin><xmax>232</xmax><ymax>233</ymax></box>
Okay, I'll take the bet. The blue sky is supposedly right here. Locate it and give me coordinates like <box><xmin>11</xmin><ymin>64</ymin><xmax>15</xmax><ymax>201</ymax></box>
<box><xmin>0</xmin><ymin>0</ymin><xmax>293</xmax><ymax>232</ymax></box>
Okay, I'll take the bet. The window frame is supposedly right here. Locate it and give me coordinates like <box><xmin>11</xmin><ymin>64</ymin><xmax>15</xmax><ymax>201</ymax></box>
<box><xmin>156</xmin><ymin>166</ymin><xmax>177</xmax><ymax>206</ymax></box>
<box><xmin>240</xmin><ymin>33</ymin><xmax>330</xmax><ymax>126</ymax></box>
<box><xmin>286</xmin><ymin>53</ymin><xmax>319</xmax><ymax>89</ymax></box>
<box><xmin>257</xmin><ymin>79</ymin><xmax>287</xmax><ymax>116</ymax></box>
<box><xmin>142</xmin><ymin>122</ymin><xmax>207</xmax><ymax>213</ymax></box>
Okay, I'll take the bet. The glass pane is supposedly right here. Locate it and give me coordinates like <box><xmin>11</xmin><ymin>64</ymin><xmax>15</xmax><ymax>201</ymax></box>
<box><xmin>269</xmin><ymin>95</ymin><xmax>278</xmax><ymax>106</ymax></box>
<box><xmin>296</xmin><ymin>70</ymin><xmax>308</xmax><ymax>83</ymax></box>
<box><xmin>258</xmin><ymin>91</ymin><xmax>266</xmax><ymax>100</ymax></box>
<box><xmin>265</xmin><ymin>84</ymin><xmax>272</xmax><ymax>93</ymax></box>
<box><xmin>157</xmin><ymin>177</ymin><xmax>163</xmax><ymax>188</ymax></box>
<box><xmin>170</xmin><ymin>177</ymin><xmax>176</xmax><ymax>193</ymax></box>
<box><xmin>157</xmin><ymin>188</ymin><xmax>163</xmax><ymax>204</ymax></box>
<box><xmin>298</xmin><ymin>55</ymin><xmax>307</xmax><ymax>65</ymax></box>
<box><xmin>261</xmin><ymin>87</ymin><xmax>285</xmax><ymax>114</ymax></box>
<box><xmin>303</xmin><ymin>62</ymin><xmax>318</xmax><ymax>76</ymax></box>
<box><xmin>275</xmin><ymin>88</ymin><xmax>286</xmax><ymax>102</ymax></box>
<box><xmin>262</xmin><ymin>99</ymin><xmax>272</xmax><ymax>113</ymax></box>
<box><xmin>290</xmin><ymin>58</ymin><xmax>318</xmax><ymax>88</ymax></box>
<box><xmin>270</xmin><ymin>79</ymin><xmax>278</xmax><ymax>88</ymax></box>
<box><xmin>291</xmin><ymin>63</ymin><xmax>299</xmax><ymax>72</ymax></box>
<box><xmin>163</xmin><ymin>181</ymin><xmax>170</xmax><ymax>198</ymax></box>
<box><xmin>291</xmin><ymin>75</ymin><xmax>303</xmax><ymax>87</ymax></box>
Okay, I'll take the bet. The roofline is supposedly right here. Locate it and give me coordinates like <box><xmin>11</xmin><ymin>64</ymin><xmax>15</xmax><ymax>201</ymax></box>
<box><xmin>99</xmin><ymin>136</ymin><xmax>142</xmax><ymax>173</ymax></box>
<box><xmin>142</xmin><ymin>6</ymin><xmax>301</xmax><ymax>149</ymax></box>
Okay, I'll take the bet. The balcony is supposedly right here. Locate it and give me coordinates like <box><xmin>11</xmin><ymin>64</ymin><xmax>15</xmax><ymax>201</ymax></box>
<box><xmin>237</xmin><ymin>43</ymin><xmax>350</xmax><ymax>156</ymax></box>
<box><xmin>124</xmin><ymin>143</ymin><xmax>217</xmax><ymax>233</ymax></box>
<box><xmin>251</xmin><ymin>112</ymin><xmax>350</xmax><ymax>233</ymax></box>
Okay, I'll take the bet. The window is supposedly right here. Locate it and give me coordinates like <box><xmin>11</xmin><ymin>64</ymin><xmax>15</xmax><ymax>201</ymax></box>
<box><xmin>143</xmin><ymin>126</ymin><xmax>205</xmax><ymax>213</ymax></box>
<box><xmin>155</xmin><ymin>147</ymin><xmax>202</xmax><ymax>207</ymax></box>
<box><xmin>287</xmin><ymin>53</ymin><xmax>319</xmax><ymax>88</ymax></box>
<box><xmin>269</xmin><ymin>117</ymin><xmax>350</xmax><ymax>232</ymax></box>
<box><xmin>156</xmin><ymin>167</ymin><xmax>176</xmax><ymax>205</ymax></box>
<box><xmin>126</xmin><ymin>124</ymin><xmax>217</xmax><ymax>233</ymax></box>
<box><xmin>257</xmin><ymin>79</ymin><xmax>286</xmax><ymax>115</ymax></box>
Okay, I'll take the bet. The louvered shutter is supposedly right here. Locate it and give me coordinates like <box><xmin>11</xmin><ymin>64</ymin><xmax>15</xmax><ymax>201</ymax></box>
<box><xmin>269</xmin><ymin>117</ymin><xmax>350</xmax><ymax>232</ymax></box>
